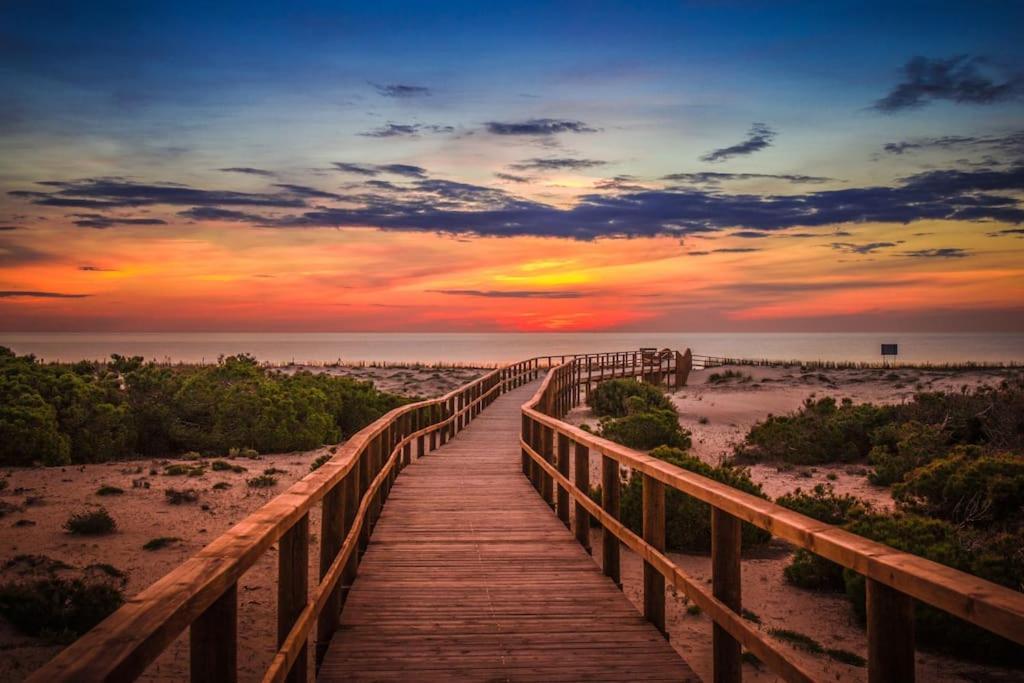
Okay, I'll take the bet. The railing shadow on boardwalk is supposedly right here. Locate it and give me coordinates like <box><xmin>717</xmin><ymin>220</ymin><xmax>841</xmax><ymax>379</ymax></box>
<box><xmin>29</xmin><ymin>349</ymin><xmax>1024</xmax><ymax>683</ymax></box>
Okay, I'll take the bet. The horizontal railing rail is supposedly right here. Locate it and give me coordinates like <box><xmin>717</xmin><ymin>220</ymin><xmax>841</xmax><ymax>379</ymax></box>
<box><xmin>521</xmin><ymin>352</ymin><xmax>1024</xmax><ymax>683</ymax></box>
<box><xmin>30</xmin><ymin>350</ymin><xmax>682</xmax><ymax>683</ymax></box>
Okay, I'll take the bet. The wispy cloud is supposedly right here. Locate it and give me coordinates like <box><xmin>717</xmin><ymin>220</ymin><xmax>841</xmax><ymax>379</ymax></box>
<box><xmin>371</xmin><ymin>82</ymin><xmax>431</xmax><ymax>98</ymax></box>
<box><xmin>430</xmin><ymin>289</ymin><xmax>585</xmax><ymax>299</ymax></box>
<box><xmin>830</xmin><ymin>241</ymin><xmax>898</xmax><ymax>255</ymax></box>
<box><xmin>689</xmin><ymin>247</ymin><xmax>762</xmax><ymax>256</ymax></box>
<box><xmin>331</xmin><ymin>162</ymin><xmax>428</xmax><ymax>178</ymax></box>
<box><xmin>874</xmin><ymin>55</ymin><xmax>1024</xmax><ymax>112</ymax></box>
<box><xmin>70</xmin><ymin>213</ymin><xmax>168</xmax><ymax>229</ymax></box>
<box><xmin>0</xmin><ymin>290</ymin><xmax>89</xmax><ymax>298</ymax></box>
<box><xmin>881</xmin><ymin>130</ymin><xmax>1024</xmax><ymax>155</ymax></box>
<box><xmin>700</xmin><ymin>123</ymin><xmax>776</xmax><ymax>162</ymax></box>
<box><xmin>494</xmin><ymin>172</ymin><xmax>531</xmax><ymax>183</ymax></box>
<box><xmin>218</xmin><ymin>167</ymin><xmax>275</xmax><ymax>177</ymax></box>
<box><xmin>358</xmin><ymin>122</ymin><xmax>455</xmax><ymax>138</ymax></box>
<box><xmin>903</xmin><ymin>247</ymin><xmax>970</xmax><ymax>258</ymax></box>
<box><xmin>78</xmin><ymin>265</ymin><xmax>116</xmax><ymax>272</ymax></box>
<box><xmin>663</xmin><ymin>171</ymin><xmax>831</xmax><ymax>184</ymax></box>
<box><xmin>509</xmin><ymin>157</ymin><xmax>606</xmax><ymax>171</ymax></box>
<box><xmin>484</xmin><ymin>119</ymin><xmax>597</xmax><ymax>136</ymax></box>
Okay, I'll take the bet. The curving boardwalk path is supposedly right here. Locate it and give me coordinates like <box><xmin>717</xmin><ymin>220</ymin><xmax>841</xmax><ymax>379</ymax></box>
<box><xmin>319</xmin><ymin>381</ymin><xmax>697</xmax><ymax>682</ymax></box>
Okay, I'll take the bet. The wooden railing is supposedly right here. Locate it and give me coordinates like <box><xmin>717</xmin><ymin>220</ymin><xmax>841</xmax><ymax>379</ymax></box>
<box><xmin>521</xmin><ymin>352</ymin><xmax>1024</xmax><ymax>683</ymax></box>
<box><xmin>30</xmin><ymin>350</ymin><xmax>687</xmax><ymax>683</ymax></box>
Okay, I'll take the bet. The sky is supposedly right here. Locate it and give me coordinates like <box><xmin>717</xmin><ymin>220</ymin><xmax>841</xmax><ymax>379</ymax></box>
<box><xmin>1</xmin><ymin>1</ymin><xmax>1023</xmax><ymax>332</ymax></box>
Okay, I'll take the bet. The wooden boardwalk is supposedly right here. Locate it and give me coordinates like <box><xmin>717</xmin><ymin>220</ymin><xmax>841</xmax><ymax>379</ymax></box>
<box><xmin>319</xmin><ymin>381</ymin><xmax>697</xmax><ymax>682</ymax></box>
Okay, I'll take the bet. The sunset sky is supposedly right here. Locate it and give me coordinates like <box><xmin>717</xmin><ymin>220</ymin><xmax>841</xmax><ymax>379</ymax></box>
<box><xmin>1</xmin><ymin>1</ymin><xmax>1023</xmax><ymax>332</ymax></box>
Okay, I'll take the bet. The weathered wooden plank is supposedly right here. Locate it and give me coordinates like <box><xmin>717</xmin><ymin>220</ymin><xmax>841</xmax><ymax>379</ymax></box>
<box><xmin>320</xmin><ymin>381</ymin><xmax>695</xmax><ymax>682</ymax></box>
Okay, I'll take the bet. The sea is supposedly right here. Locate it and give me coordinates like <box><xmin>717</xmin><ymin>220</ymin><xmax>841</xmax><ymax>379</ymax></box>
<box><xmin>1</xmin><ymin>333</ymin><xmax>1022</xmax><ymax>366</ymax></box>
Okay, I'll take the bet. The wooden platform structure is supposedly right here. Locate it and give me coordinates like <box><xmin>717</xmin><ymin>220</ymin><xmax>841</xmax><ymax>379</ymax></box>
<box><xmin>31</xmin><ymin>349</ymin><xmax>1024</xmax><ymax>683</ymax></box>
<box><xmin>318</xmin><ymin>381</ymin><xmax>696</xmax><ymax>681</ymax></box>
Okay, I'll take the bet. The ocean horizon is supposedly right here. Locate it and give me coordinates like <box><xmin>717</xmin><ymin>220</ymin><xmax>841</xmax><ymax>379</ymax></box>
<box><xmin>3</xmin><ymin>332</ymin><xmax>1022</xmax><ymax>365</ymax></box>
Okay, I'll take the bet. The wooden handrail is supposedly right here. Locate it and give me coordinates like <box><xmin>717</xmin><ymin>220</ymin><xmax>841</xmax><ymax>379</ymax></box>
<box><xmin>29</xmin><ymin>352</ymin><xmax>660</xmax><ymax>682</ymax></box>
<box><xmin>520</xmin><ymin>353</ymin><xmax>1024</xmax><ymax>683</ymax></box>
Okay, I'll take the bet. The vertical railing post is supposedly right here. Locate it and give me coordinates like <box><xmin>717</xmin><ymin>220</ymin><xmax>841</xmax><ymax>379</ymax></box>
<box><xmin>402</xmin><ymin>414</ymin><xmax>412</xmax><ymax>467</ymax></box>
<box><xmin>521</xmin><ymin>413</ymin><xmax>530</xmax><ymax>477</ymax></box>
<box><xmin>643</xmin><ymin>474</ymin><xmax>666</xmax><ymax>636</ymax></box>
<box><xmin>574</xmin><ymin>442</ymin><xmax>590</xmax><ymax>553</ymax></box>
<box><xmin>278</xmin><ymin>514</ymin><xmax>309</xmax><ymax>683</ymax></box>
<box><xmin>316</xmin><ymin>482</ymin><xmax>345</xmax><ymax>669</ymax></box>
<box><xmin>556</xmin><ymin>432</ymin><xmax>570</xmax><ymax>527</ymax></box>
<box><xmin>342</xmin><ymin>468</ymin><xmax>359</xmax><ymax>598</ymax></box>
<box><xmin>358</xmin><ymin>447</ymin><xmax>370</xmax><ymax>554</ymax></box>
<box><xmin>712</xmin><ymin>508</ymin><xmax>742</xmax><ymax>683</ymax></box>
<box><xmin>541</xmin><ymin>421</ymin><xmax>554</xmax><ymax>507</ymax></box>
<box><xmin>867</xmin><ymin>579</ymin><xmax>916</xmax><ymax>683</ymax></box>
<box><xmin>191</xmin><ymin>584</ymin><xmax>237</xmax><ymax>683</ymax></box>
<box><xmin>601</xmin><ymin>454</ymin><xmax>620</xmax><ymax>587</ymax></box>
<box><xmin>429</xmin><ymin>404</ymin><xmax>438</xmax><ymax>451</ymax></box>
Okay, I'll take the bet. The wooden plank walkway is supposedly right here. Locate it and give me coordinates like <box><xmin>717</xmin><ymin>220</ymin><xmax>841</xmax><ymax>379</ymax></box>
<box><xmin>319</xmin><ymin>381</ymin><xmax>697</xmax><ymax>682</ymax></box>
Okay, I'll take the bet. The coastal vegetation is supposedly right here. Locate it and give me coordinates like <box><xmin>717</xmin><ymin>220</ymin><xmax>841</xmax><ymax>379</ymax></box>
<box><xmin>0</xmin><ymin>347</ymin><xmax>405</xmax><ymax>467</ymax></box>
<box><xmin>741</xmin><ymin>376</ymin><xmax>1024</xmax><ymax>662</ymax></box>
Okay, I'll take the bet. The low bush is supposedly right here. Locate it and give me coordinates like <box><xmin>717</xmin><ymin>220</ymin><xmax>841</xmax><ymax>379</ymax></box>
<box><xmin>95</xmin><ymin>485</ymin><xmax>124</xmax><ymax>496</ymax></box>
<box><xmin>163</xmin><ymin>464</ymin><xmax>190</xmax><ymax>476</ymax></box>
<box><xmin>0</xmin><ymin>555</ymin><xmax>126</xmax><ymax>642</ymax></box>
<box><xmin>143</xmin><ymin>536</ymin><xmax>180</xmax><ymax>551</ymax></box>
<box><xmin>212</xmin><ymin>482</ymin><xmax>231</xmax><ymax>490</ymax></box>
<box><xmin>619</xmin><ymin>447</ymin><xmax>770</xmax><ymax>552</ymax></box>
<box><xmin>867</xmin><ymin>421</ymin><xmax>948</xmax><ymax>485</ymax></box>
<box><xmin>165</xmin><ymin>488</ymin><xmax>199</xmax><ymax>504</ymax></box>
<box><xmin>309</xmin><ymin>453</ymin><xmax>331</xmax><ymax>471</ymax></box>
<box><xmin>843</xmin><ymin>513</ymin><xmax>1024</xmax><ymax>663</ymax></box>
<box><xmin>263</xmin><ymin>467</ymin><xmax>287</xmax><ymax>475</ymax></box>
<box><xmin>893</xmin><ymin>450</ymin><xmax>1024</xmax><ymax>525</ymax></box>
<box><xmin>707</xmin><ymin>370</ymin><xmax>752</xmax><ymax>384</ymax></box>
<box><xmin>211</xmin><ymin>459</ymin><xmax>246</xmax><ymax>473</ymax></box>
<box><xmin>64</xmin><ymin>508</ymin><xmax>116</xmax><ymax>535</ymax></box>
<box><xmin>600</xmin><ymin>410</ymin><xmax>692</xmax><ymax>451</ymax></box>
<box><xmin>736</xmin><ymin>397</ymin><xmax>893</xmax><ymax>465</ymax></box>
<box><xmin>247</xmin><ymin>474</ymin><xmax>278</xmax><ymax>488</ymax></box>
<box><xmin>587</xmin><ymin>379</ymin><xmax>673</xmax><ymax>418</ymax></box>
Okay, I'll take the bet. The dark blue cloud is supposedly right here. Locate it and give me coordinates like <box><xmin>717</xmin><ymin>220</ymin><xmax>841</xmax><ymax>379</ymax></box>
<box><xmin>70</xmin><ymin>213</ymin><xmax>168</xmax><ymax>229</ymax></box>
<box><xmin>484</xmin><ymin>119</ymin><xmax>597</xmax><ymax>135</ymax></box>
<box><xmin>903</xmin><ymin>247</ymin><xmax>970</xmax><ymax>258</ymax></box>
<box><xmin>663</xmin><ymin>171</ymin><xmax>832</xmax><ymax>184</ymax></box>
<box><xmin>494</xmin><ymin>172</ymin><xmax>531</xmax><ymax>183</ymax></box>
<box><xmin>331</xmin><ymin>162</ymin><xmax>428</xmax><ymax>178</ymax></box>
<box><xmin>882</xmin><ymin>131</ymin><xmax>1024</xmax><ymax>156</ymax></box>
<box><xmin>830</xmin><ymin>242</ymin><xmax>898</xmax><ymax>254</ymax></box>
<box><xmin>874</xmin><ymin>56</ymin><xmax>1024</xmax><ymax>112</ymax></box>
<box><xmin>358</xmin><ymin>123</ymin><xmax>455</xmax><ymax>138</ymax></box>
<box><xmin>218</xmin><ymin>167</ymin><xmax>275</xmax><ymax>177</ymax></box>
<box><xmin>178</xmin><ymin>207</ymin><xmax>269</xmax><ymax>223</ymax></box>
<box><xmin>509</xmin><ymin>158</ymin><xmax>606</xmax><ymax>171</ymax></box>
<box><xmin>371</xmin><ymin>83</ymin><xmax>431</xmax><ymax>98</ymax></box>
<box><xmin>9</xmin><ymin>179</ymin><xmax>305</xmax><ymax>209</ymax></box>
<box><xmin>700</xmin><ymin>123</ymin><xmax>776</xmax><ymax>162</ymax></box>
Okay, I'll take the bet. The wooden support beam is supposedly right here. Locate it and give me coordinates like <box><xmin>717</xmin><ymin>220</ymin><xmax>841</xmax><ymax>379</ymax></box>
<box><xmin>712</xmin><ymin>508</ymin><xmax>742</xmax><ymax>683</ymax></box>
<box><xmin>868</xmin><ymin>578</ymin><xmax>916</xmax><ymax>683</ymax></box>
<box><xmin>601</xmin><ymin>454</ymin><xmax>621</xmax><ymax>587</ymax></box>
<box><xmin>316</xmin><ymin>483</ymin><xmax>344</xmax><ymax>670</ymax></box>
<box><xmin>574</xmin><ymin>442</ymin><xmax>591</xmax><ymax>552</ymax></box>
<box><xmin>556</xmin><ymin>432</ymin><xmax>571</xmax><ymax>527</ymax></box>
<box><xmin>643</xmin><ymin>474</ymin><xmax>666</xmax><ymax>636</ymax></box>
<box><xmin>278</xmin><ymin>514</ymin><xmax>308</xmax><ymax>683</ymax></box>
<box><xmin>190</xmin><ymin>583</ymin><xmax>236</xmax><ymax>683</ymax></box>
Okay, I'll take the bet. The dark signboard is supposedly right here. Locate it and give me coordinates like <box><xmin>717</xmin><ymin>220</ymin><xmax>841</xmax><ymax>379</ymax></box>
<box><xmin>881</xmin><ymin>343</ymin><xmax>898</xmax><ymax>356</ymax></box>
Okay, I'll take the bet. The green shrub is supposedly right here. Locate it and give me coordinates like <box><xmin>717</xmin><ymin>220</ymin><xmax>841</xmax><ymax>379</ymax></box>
<box><xmin>309</xmin><ymin>453</ymin><xmax>331</xmax><ymax>471</ymax></box>
<box><xmin>600</xmin><ymin>410</ymin><xmax>691</xmax><ymax>450</ymax></box>
<box><xmin>64</xmin><ymin>508</ymin><xmax>116</xmax><ymax>535</ymax></box>
<box><xmin>736</xmin><ymin>397</ymin><xmax>893</xmax><ymax>465</ymax></box>
<box><xmin>163</xmin><ymin>464</ymin><xmax>190</xmax><ymax>476</ymax></box>
<box><xmin>867</xmin><ymin>421</ymin><xmax>948</xmax><ymax>485</ymax></box>
<box><xmin>247</xmin><ymin>474</ymin><xmax>278</xmax><ymax>488</ymax></box>
<box><xmin>143</xmin><ymin>536</ymin><xmax>180</xmax><ymax>551</ymax></box>
<box><xmin>893</xmin><ymin>451</ymin><xmax>1024</xmax><ymax>525</ymax></box>
<box><xmin>707</xmin><ymin>370</ymin><xmax>752</xmax><ymax>384</ymax></box>
<box><xmin>587</xmin><ymin>379</ymin><xmax>673</xmax><ymax>417</ymax></box>
<box><xmin>0</xmin><ymin>348</ymin><xmax>405</xmax><ymax>466</ymax></box>
<box><xmin>263</xmin><ymin>467</ymin><xmax>287</xmax><ymax>475</ymax></box>
<box><xmin>95</xmin><ymin>485</ymin><xmax>124</xmax><ymax>496</ymax></box>
<box><xmin>843</xmin><ymin>514</ymin><xmax>1024</xmax><ymax>663</ymax></box>
<box><xmin>212</xmin><ymin>482</ymin><xmax>231</xmax><ymax>490</ymax></box>
<box><xmin>0</xmin><ymin>555</ymin><xmax>126</xmax><ymax>642</ymax></box>
<box><xmin>619</xmin><ymin>447</ymin><xmax>770</xmax><ymax>552</ymax></box>
<box><xmin>776</xmin><ymin>485</ymin><xmax>873</xmax><ymax>591</ymax></box>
